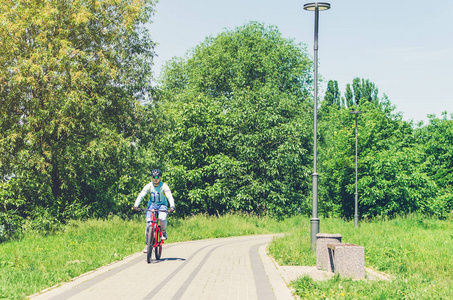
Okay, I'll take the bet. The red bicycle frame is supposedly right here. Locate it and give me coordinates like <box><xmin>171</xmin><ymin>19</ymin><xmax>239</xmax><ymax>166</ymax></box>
<box><xmin>135</xmin><ymin>208</ymin><xmax>166</xmax><ymax>263</ymax></box>
<box><xmin>148</xmin><ymin>209</ymin><xmax>164</xmax><ymax>248</ymax></box>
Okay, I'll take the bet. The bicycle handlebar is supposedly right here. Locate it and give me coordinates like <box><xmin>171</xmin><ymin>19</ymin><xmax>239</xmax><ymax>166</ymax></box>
<box><xmin>132</xmin><ymin>207</ymin><xmax>172</xmax><ymax>213</ymax></box>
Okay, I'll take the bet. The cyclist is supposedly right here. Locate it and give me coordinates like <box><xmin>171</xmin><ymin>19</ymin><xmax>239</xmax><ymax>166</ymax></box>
<box><xmin>133</xmin><ymin>169</ymin><xmax>175</xmax><ymax>253</ymax></box>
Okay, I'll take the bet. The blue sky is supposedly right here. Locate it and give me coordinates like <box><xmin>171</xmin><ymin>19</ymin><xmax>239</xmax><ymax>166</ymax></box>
<box><xmin>148</xmin><ymin>0</ymin><xmax>453</xmax><ymax>124</ymax></box>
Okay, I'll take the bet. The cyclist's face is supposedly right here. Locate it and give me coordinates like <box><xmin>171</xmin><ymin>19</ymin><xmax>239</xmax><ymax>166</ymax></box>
<box><xmin>152</xmin><ymin>176</ymin><xmax>161</xmax><ymax>186</ymax></box>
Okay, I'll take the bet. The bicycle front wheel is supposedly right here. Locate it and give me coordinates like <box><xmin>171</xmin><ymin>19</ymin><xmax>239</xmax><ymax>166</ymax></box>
<box><xmin>146</xmin><ymin>226</ymin><xmax>153</xmax><ymax>263</ymax></box>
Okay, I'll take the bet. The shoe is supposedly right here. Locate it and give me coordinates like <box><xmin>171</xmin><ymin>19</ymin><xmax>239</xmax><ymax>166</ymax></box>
<box><xmin>143</xmin><ymin>246</ymin><xmax>147</xmax><ymax>253</ymax></box>
<box><xmin>162</xmin><ymin>231</ymin><xmax>167</xmax><ymax>240</ymax></box>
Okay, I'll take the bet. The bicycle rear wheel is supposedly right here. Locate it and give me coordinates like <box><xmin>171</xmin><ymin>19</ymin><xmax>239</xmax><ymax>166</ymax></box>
<box><xmin>146</xmin><ymin>226</ymin><xmax>153</xmax><ymax>263</ymax></box>
<box><xmin>154</xmin><ymin>226</ymin><xmax>162</xmax><ymax>260</ymax></box>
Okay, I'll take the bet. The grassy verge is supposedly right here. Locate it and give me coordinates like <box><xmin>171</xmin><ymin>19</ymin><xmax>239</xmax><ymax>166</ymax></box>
<box><xmin>1</xmin><ymin>213</ymin><xmax>452</xmax><ymax>299</ymax></box>
<box><xmin>0</xmin><ymin>217</ymin><xmax>143</xmax><ymax>300</ymax></box>
<box><xmin>269</xmin><ymin>214</ymin><xmax>453</xmax><ymax>299</ymax></box>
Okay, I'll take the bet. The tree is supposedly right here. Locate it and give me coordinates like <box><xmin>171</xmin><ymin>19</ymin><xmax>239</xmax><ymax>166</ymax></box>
<box><xmin>343</xmin><ymin>78</ymin><xmax>379</xmax><ymax>108</ymax></box>
<box><xmin>0</xmin><ymin>0</ymin><xmax>157</xmax><ymax>236</ymax></box>
<box><xmin>345</xmin><ymin>83</ymin><xmax>354</xmax><ymax>107</ymax></box>
<box><xmin>415</xmin><ymin>112</ymin><xmax>453</xmax><ymax>217</ymax></box>
<box><xmin>319</xmin><ymin>84</ymin><xmax>436</xmax><ymax>218</ymax></box>
<box><xmin>352</xmin><ymin>78</ymin><xmax>379</xmax><ymax>105</ymax></box>
<box><xmin>322</xmin><ymin>80</ymin><xmax>342</xmax><ymax>109</ymax></box>
<box><xmin>156</xmin><ymin>22</ymin><xmax>314</xmax><ymax>218</ymax></box>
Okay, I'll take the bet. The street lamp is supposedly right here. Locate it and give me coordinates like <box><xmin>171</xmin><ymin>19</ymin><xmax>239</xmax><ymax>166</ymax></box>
<box><xmin>349</xmin><ymin>110</ymin><xmax>363</xmax><ymax>228</ymax></box>
<box><xmin>304</xmin><ymin>2</ymin><xmax>331</xmax><ymax>251</ymax></box>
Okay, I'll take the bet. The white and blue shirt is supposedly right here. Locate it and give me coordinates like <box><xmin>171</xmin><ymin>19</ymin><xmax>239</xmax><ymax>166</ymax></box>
<box><xmin>134</xmin><ymin>182</ymin><xmax>175</xmax><ymax>208</ymax></box>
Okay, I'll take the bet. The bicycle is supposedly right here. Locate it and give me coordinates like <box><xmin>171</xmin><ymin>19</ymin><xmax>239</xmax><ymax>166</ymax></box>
<box><xmin>134</xmin><ymin>208</ymin><xmax>168</xmax><ymax>263</ymax></box>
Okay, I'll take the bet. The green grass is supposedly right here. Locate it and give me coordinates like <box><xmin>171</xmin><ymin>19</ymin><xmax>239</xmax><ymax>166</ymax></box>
<box><xmin>269</xmin><ymin>215</ymin><xmax>453</xmax><ymax>299</ymax></box>
<box><xmin>1</xmin><ymin>213</ymin><xmax>452</xmax><ymax>299</ymax></box>
<box><xmin>168</xmin><ymin>213</ymin><xmax>286</xmax><ymax>241</ymax></box>
<box><xmin>0</xmin><ymin>217</ymin><xmax>144</xmax><ymax>300</ymax></box>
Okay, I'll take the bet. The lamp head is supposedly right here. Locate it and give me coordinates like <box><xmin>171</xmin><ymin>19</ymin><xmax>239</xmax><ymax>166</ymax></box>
<box><xmin>303</xmin><ymin>2</ymin><xmax>331</xmax><ymax>11</ymax></box>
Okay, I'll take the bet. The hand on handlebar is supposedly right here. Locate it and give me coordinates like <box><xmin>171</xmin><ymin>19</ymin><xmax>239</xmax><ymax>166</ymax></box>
<box><xmin>132</xmin><ymin>207</ymin><xmax>169</xmax><ymax>212</ymax></box>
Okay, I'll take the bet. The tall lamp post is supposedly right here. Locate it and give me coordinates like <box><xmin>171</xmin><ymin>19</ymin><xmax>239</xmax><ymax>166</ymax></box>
<box><xmin>304</xmin><ymin>2</ymin><xmax>331</xmax><ymax>251</ymax></box>
<box><xmin>349</xmin><ymin>110</ymin><xmax>362</xmax><ymax>228</ymax></box>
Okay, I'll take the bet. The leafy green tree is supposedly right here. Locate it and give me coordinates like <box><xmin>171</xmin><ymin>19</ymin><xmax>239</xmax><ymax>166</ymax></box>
<box><xmin>322</xmin><ymin>80</ymin><xmax>342</xmax><ymax>109</ymax></box>
<box><xmin>352</xmin><ymin>77</ymin><xmax>379</xmax><ymax>105</ymax></box>
<box><xmin>0</xmin><ymin>0</ymin><xmax>157</xmax><ymax>236</ymax></box>
<box><xmin>415</xmin><ymin>112</ymin><xmax>453</xmax><ymax>217</ymax></box>
<box><xmin>345</xmin><ymin>83</ymin><xmax>354</xmax><ymax>107</ymax></box>
<box><xmin>319</xmin><ymin>87</ymin><xmax>436</xmax><ymax>218</ymax></box>
<box><xmin>343</xmin><ymin>78</ymin><xmax>379</xmax><ymax>108</ymax></box>
<box><xmin>156</xmin><ymin>22</ymin><xmax>314</xmax><ymax>218</ymax></box>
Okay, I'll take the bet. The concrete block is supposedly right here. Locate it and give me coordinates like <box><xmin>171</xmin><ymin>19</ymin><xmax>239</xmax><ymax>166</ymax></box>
<box><xmin>316</xmin><ymin>233</ymin><xmax>342</xmax><ymax>271</ymax></box>
<box><xmin>328</xmin><ymin>243</ymin><xmax>365</xmax><ymax>279</ymax></box>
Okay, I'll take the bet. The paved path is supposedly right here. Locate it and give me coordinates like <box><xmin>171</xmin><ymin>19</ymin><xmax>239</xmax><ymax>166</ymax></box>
<box><xmin>29</xmin><ymin>234</ymin><xmax>305</xmax><ymax>300</ymax></box>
